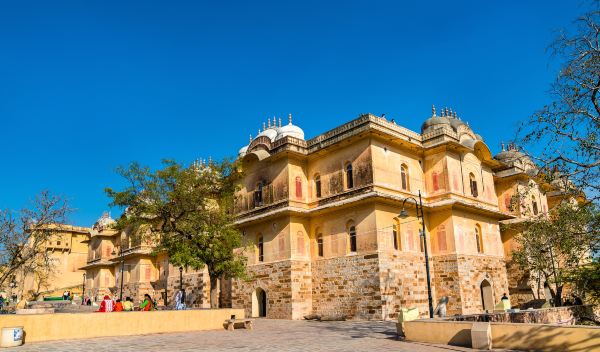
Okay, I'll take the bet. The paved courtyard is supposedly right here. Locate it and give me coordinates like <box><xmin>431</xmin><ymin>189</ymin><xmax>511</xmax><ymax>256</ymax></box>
<box><xmin>6</xmin><ymin>319</ymin><xmax>511</xmax><ymax>352</ymax></box>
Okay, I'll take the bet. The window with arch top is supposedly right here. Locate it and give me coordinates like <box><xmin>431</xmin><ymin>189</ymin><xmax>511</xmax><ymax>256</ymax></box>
<box><xmin>255</xmin><ymin>180</ymin><xmax>265</xmax><ymax>206</ymax></box>
<box><xmin>532</xmin><ymin>196</ymin><xmax>539</xmax><ymax>215</ymax></box>
<box><xmin>317</xmin><ymin>234</ymin><xmax>323</xmax><ymax>257</ymax></box>
<box><xmin>257</xmin><ymin>235</ymin><xmax>264</xmax><ymax>262</ymax></box>
<box><xmin>295</xmin><ymin>176</ymin><xmax>302</xmax><ymax>199</ymax></box>
<box><xmin>475</xmin><ymin>224</ymin><xmax>483</xmax><ymax>253</ymax></box>
<box><xmin>400</xmin><ymin>164</ymin><xmax>409</xmax><ymax>191</ymax></box>
<box><xmin>345</xmin><ymin>163</ymin><xmax>354</xmax><ymax>189</ymax></box>
<box><xmin>315</xmin><ymin>174</ymin><xmax>322</xmax><ymax>198</ymax></box>
<box><xmin>469</xmin><ymin>173</ymin><xmax>478</xmax><ymax>197</ymax></box>
<box><xmin>348</xmin><ymin>224</ymin><xmax>357</xmax><ymax>253</ymax></box>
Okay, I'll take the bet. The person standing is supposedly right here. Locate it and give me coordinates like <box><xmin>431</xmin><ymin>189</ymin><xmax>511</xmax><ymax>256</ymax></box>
<box><xmin>175</xmin><ymin>289</ymin><xmax>186</xmax><ymax>310</ymax></box>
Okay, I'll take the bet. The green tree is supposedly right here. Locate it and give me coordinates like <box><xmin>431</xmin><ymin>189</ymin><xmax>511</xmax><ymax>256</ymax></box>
<box><xmin>519</xmin><ymin>6</ymin><xmax>600</xmax><ymax>200</ymax></box>
<box><xmin>0</xmin><ymin>191</ymin><xmax>70</xmax><ymax>290</ymax></box>
<box><xmin>105</xmin><ymin>159</ymin><xmax>246</xmax><ymax>308</ymax></box>
<box><xmin>512</xmin><ymin>202</ymin><xmax>600</xmax><ymax>306</ymax></box>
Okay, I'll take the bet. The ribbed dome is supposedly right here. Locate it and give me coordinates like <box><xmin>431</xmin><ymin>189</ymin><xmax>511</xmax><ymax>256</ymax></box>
<box><xmin>93</xmin><ymin>211</ymin><xmax>115</xmax><ymax>230</ymax></box>
<box><xmin>449</xmin><ymin>117</ymin><xmax>467</xmax><ymax>130</ymax></box>
<box><xmin>257</xmin><ymin>127</ymin><xmax>278</xmax><ymax>141</ymax></box>
<box><xmin>421</xmin><ymin>116</ymin><xmax>451</xmax><ymax>133</ymax></box>
<box><xmin>494</xmin><ymin>148</ymin><xmax>525</xmax><ymax>163</ymax></box>
<box><xmin>275</xmin><ymin>114</ymin><xmax>304</xmax><ymax>140</ymax></box>
<box><xmin>238</xmin><ymin>145</ymin><xmax>248</xmax><ymax>157</ymax></box>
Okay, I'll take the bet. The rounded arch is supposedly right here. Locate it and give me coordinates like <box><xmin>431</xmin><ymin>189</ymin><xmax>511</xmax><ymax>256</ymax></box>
<box><xmin>469</xmin><ymin>172</ymin><xmax>479</xmax><ymax>197</ymax></box>
<box><xmin>251</xmin><ymin>287</ymin><xmax>267</xmax><ymax>318</ymax></box>
<box><xmin>400</xmin><ymin>163</ymin><xmax>409</xmax><ymax>191</ymax></box>
<box><xmin>475</xmin><ymin>224</ymin><xmax>483</xmax><ymax>253</ymax></box>
<box><xmin>344</xmin><ymin>162</ymin><xmax>354</xmax><ymax>189</ymax></box>
<box><xmin>314</xmin><ymin>173</ymin><xmax>322</xmax><ymax>198</ymax></box>
<box><xmin>257</xmin><ymin>234</ymin><xmax>264</xmax><ymax>262</ymax></box>
<box><xmin>346</xmin><ymin>220</ymin><xmax>357</xmax><ymax>253</ymax></box>
<box><xmin>480</xmin><ymin>279</ymin><xmax>494</xmax><ymax>312</ymax></box>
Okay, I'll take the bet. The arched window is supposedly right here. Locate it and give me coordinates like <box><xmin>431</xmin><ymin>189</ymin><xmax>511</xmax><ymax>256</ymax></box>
<box><xmin>345</xmin><ymin>163</ymin><xmax>354</xmax><ymax>189</ymax></box>
<box><xmin>400</xmin><ymin>164</ymin><xmax>409</xmax><ymax>191</ymax></box>
<box><xmin>317</xmin><ymin>234</ymin><xmax>324</xmax><ymax>257</ymax></box>
<box><xmin>315</xmin><ymin>174</ymin><xmax>322</xmax><ymax>198</ymax></box>
<box><xmin>257</xmin><ymin>235</ymin><xmax>264</xmax><ymax>262</ymax></box>
<box><xmin>295</xmin><ymin>176</ymin><xmax>302</xmax><ymax>199</ymax></box>
<box><xmin>532</xmin><ymin>196</ymin><xmax>539</xmax><ymax>215</ymax></box>
<box><xmin>475</xmin><ymin>224</ymin><xmax>483</xmax><ymax>253</ymax></box>
<box><xmin>392</xmin><ymin>224</ymin><xmax>399</xmax><ymax>250</ymax></box>
<box><xmin>469</xmin><ymin>173</ymin><xmax>478</xmax><ymax>197</ymax></box>
<box><xmin>255</xmin><ymin>181</ymin><xmax>264</xmax><ymax>206</ymax></box>
<box><xmin>348</xmin><ymin>224</ymin><xmax>357</xmax><ymax>253</ymax></box>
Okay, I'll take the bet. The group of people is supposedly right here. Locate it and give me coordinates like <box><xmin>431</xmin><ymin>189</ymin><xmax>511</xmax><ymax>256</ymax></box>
<box><xmin>93</xmin><ymin>289</ymin><xmax>187</xmax><ymax>312</ymax></box>
<box><xmin>62</xmin><ymin>290</ymin><xmax>72</xmax><ymax>300</ymax></box>
<box><xmin>96</xmin><ymin>294</ymin><xmax>154</xmax><ymax>312</ymax></box>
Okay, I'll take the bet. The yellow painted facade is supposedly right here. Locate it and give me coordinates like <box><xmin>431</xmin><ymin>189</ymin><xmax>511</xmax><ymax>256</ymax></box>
<box><xmin>231</xmin><ymin>110</ymin><xmax>564</xmax><ymax>319</ymax></box>
<box><xmin>18</xmin><ymin>225</ymin><xmax>90</xmax><ymax>300</ymax></box>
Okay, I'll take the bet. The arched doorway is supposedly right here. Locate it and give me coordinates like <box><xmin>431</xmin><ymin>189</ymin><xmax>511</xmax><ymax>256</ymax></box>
<box><xmin>480</xmin><ymin>279</ymin><xmax>494</xmax><ymax>312</ymax></box>
<box><xmin>251</xmin><ymin>288</ymin><xmax>267</xmax><ymax>318</ymax></box>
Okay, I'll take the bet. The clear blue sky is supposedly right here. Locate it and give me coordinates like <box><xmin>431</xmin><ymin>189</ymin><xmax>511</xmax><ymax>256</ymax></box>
<box><xmin>0</xmin><ymin>1</ymin><xmax>587</xmax><ymax>226</ymax></box>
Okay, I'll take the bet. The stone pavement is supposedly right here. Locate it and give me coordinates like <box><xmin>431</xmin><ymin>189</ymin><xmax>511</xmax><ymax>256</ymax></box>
<box><xmin>6</xmin><ymin>319</ymin><xmax>513</xmax><ymax>351</ymax></box>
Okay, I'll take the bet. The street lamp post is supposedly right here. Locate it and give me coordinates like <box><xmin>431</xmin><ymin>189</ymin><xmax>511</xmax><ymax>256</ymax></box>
<box><xmin>8</xmin><ymin>278</ymin><xmax>16</xmax><ymax>304</ymax></box>
<box><xmin>179</xmin><ymin>266</ymin><xmax>183</xmax><ymax>292</ymax></box>
<box><xmin>397</xmin><ymin>190</ymin><xmax>434</xmax><ymax>318</ymax></box>
<box><xmin>82</xmin><ymin>273</ymin><xmax>86</xmax><ymax>305</ymax></box>
<box><xmin>112</xmin><ymin>247</ymin><xmax>125</xmax><ymax>301</ymax></box>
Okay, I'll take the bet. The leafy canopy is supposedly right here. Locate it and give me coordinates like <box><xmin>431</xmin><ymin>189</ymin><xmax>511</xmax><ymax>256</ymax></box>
<box><xmin>105</xmin><ymin>159</ymin><xmax>246</xmax><ymax>280</ymax></box>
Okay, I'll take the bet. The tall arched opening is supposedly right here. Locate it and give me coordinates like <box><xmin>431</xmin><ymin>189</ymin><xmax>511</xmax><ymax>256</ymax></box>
<box><xmin>251</xmin><ymin>287</ymin><xmax>267</xmax><ymax>318</ymax></box>
<box><xmin>480</xmin><ymin>279</ymin><xmax>494</xmax><ymax>312</ymax></box>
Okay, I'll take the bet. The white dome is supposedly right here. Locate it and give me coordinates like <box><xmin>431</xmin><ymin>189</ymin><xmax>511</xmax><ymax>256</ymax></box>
<box><xmin>238</xmin><ymin>145</ymin><xmax>248</xmax><ymax>157</ymax></box>
<box><xmin>275</xmin><ymin>123</ymin><xmax>304</xmax><ymax>141</ymax></box>
<box><xmin>257</xmin><ymin>127</ymin><xmax>278</xmax><ymax>141</ymax></box>
<box><xmin>93</xmin><ymin>211</ymin><xmax>115</xmax><ymax>230</ymax></box>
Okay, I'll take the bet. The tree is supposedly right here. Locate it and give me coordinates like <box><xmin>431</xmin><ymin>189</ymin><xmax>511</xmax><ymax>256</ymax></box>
<box><xmin>519</xmin><ymin>6</ymin><xmax>600</xmax><ymax>201</ymax></box>
<box><xmin>511</xmin><ymin>202</ymin><xmax>600</xmax><ymax>306</ymax></box>
<box><xmin>564</xmin><ymin>258</ymin><xmax>600</xmax><ymax>305</ymax></box>
<box><xmin>0</xmin><ymin>191</ymin><xmax>70</xmax><ymax>290</ymax></box>
<box><xmin>105</xmin><ymin>159</ymin><xmax>246</xmax><ymax>308</ymax></box>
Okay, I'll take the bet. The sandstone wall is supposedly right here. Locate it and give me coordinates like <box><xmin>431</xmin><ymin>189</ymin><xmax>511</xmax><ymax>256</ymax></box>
<box><xmin>232</xmin><ymin>260</ymin><xmax>294</xmax><ymax>319</ymax></box>
<box><xmin>378</xmin><ymin>251</ymin><xmax>433</xmax><ymax>319</ymax></box>
<box><xmin>311</xmin><ymin>253</ymin><xmax>381</xmax><ymax>320</ymax></box>
<box><xmin>456</xmin><ymin>254</ymin><xmax>509</xmax><ymax>314</ymax></box>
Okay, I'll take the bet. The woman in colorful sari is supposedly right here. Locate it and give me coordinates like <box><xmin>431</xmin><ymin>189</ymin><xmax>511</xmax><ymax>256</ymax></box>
<box><xmin>139</xmin><ymin>293</ymin><xmax>153</xmax><ymax>311</ymax></box>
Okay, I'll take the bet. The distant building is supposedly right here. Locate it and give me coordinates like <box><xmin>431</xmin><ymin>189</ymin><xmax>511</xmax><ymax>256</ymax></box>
<box><xmin>18</xmin><ymin>224</ymin><xmax>90</xmax><ymax>300</ymax></box>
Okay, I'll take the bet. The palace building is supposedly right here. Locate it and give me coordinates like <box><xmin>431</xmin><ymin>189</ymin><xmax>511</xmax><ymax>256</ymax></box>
<box><xmin>26</xmin><ymin>107</ymin><xmax>562</xmax><ymax>320</ymax></box>
<box><xmin>231</xmin><ymin>108</ymin><xmax>561</xmax><ymax>320</ymax></box>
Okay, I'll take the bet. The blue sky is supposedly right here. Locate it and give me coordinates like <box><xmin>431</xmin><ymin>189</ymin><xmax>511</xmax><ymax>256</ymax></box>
<box><xmin>0</xmin><ymin>1</ymin><xmax>587</xmax><ymax>226</ymax></box>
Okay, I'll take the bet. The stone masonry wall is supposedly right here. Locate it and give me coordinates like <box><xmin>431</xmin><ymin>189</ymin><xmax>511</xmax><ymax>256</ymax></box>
<box><xmin>232</xmin><ymin>260</ymin><xmax>294</xmax><ymax>319</ymax></box>
<box><xmin>379</xmin><ymin>251</ymin><xmax>434</xmax><ymax>319</ymax></box>
<box><xmin>290</xmin><ymin>260</ymin><xmax>312</xmax><ymax>319</ymax></box>
<box><xmin>456</xmin><ymin>254</ymin><xmax>509</xmax><ymax>315</ymax></box>
<box><xmin>431</xmin><ymin>254</ymin><xmax>463</xmax><ymax>315</ymax></box>
<box><xmin>311</xmin><ymin>253</ymin><xmax>381</xmax><ymax>320</ymax></box>
<box><xmin>167</xmin><ymin>269</ymin><xmax>210</xmax><ymax>308</ymax></box>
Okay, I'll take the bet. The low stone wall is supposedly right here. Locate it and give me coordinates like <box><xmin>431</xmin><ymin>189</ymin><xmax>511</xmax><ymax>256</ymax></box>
<box><xmin>0</xmin><ymin>308</ymin><xmax>244</xmax><ymax>343</ymax></box>
<box><xmin>447</xmin><ymin>305</ymin><xmax>594</xmax><ymax>325</ymax></box>
<box><xmin>404</xmin><ymin>319</ymin><xmax>600</xmax><ymax>352</ymax></box>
